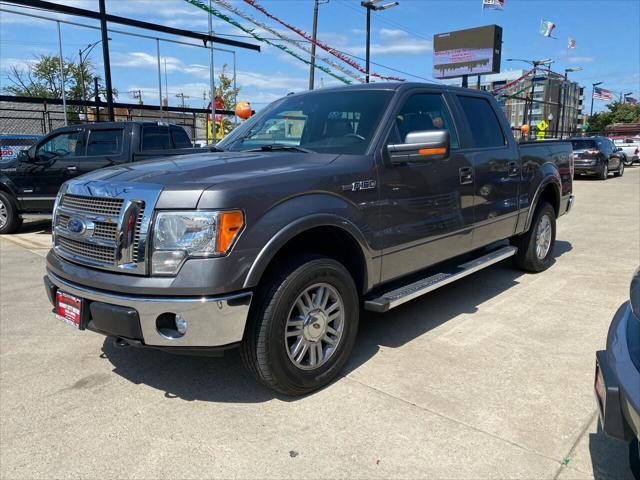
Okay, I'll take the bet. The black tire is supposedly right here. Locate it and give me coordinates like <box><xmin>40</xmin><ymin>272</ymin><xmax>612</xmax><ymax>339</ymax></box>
<box><xmin>510</xmin><ymin>201</ymin><xmax>556</xmax><ymax>273</ymax></box>
<box><xmin>240</xmin><ymin>254</ymin><xmax>359</xmax><ymax>396</ymax></box>
<box><xmin>614</xmin><ymin>161</ymin><xmax>624</xmax><ymax>177</ymax></box>
<box><xmin>0</xmin><ymin>191</ymin><xmax>22</xmax><ymax>235</ymax></box>
<box><xmin>598</xmin><ymin>162</ymin><xmax>608</xmax><ymax>180</ymax></box>
<box><xmin>630</xmin><ymin>438</ymin><xmax>640</xmax><ymax>480</ymax></box>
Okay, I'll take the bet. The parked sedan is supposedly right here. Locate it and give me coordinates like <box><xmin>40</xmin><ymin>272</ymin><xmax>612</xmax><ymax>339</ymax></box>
<box><xmin>571</xmin><ymin>136</ymin><xmax>625</xmax><ymax>180</ymax></box>
<box><xmin>595</xmin><ymin>267</ymin><xmax>640</xmax><ymax>479</ymax></box>
<box><xmin>613</xmin><ymin>137</ymin><xmax>640</xmax><ymax>166</ymax></box>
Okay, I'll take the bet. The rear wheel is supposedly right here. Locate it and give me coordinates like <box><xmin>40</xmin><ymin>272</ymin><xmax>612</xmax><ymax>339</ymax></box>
<box><xmin>598</xmin><ymin>162</ymin><xmax>608</xmax><ymax>180</ymax></box>
<box><xmin>630</xmin><ymin>438</ymin><xmax>639</xmax><ymax>480</ymax></box>
<box><xmin>511</xmin><ymin>202</ymin><xmax>556</xmax><ymax>273</ymax></box>
<box><xmin>0</xmin><ymin>192</ymin><xmax>22</xmax><ymax>235</ymax></box>
<box><xmin>241</xmin><ymin>254</ymin><xmax>359</xmax><ymax>396</ymax></box>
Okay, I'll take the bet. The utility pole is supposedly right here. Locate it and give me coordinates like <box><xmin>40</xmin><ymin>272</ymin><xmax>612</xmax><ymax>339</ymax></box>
<box><xmin>361</xmin><ymin>0</ymin><xmax>399</xmax><ymax>83</ymax></box>
<box><xmin>176</xmin><ymin>93</ymin><xmax>187</xmax><ymax>109</ymax></box>
<box><xmin>98</xmin><ymin>0</ymin><xmax>114</xmax><ymax>121</ymax></box>
<box><xmin>130</xmin><ymin>90</ymin><xmax>143</xmax><ymax>105</ymax></box>
<box><xmin>308</xmin><ymin>0</ymin><xmax>320</xmax><ymax>90</ymax></box>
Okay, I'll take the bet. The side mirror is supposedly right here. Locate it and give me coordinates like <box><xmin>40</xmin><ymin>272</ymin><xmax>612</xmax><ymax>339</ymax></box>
<box><xmin>387</xmin><ymin>130</ymin><xmax>450</xmax><ymax>165</ymax></box>
<box><xmin>17</xmin><ymin>150</ymin><xmax>30</xmax><ymax>162</ymax></box>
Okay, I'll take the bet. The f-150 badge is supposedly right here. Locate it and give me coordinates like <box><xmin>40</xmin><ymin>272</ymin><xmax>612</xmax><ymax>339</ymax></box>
<box><xmin>342</xmin><ymin>180</ymin><xmax>377</xmax><ymax>192</ymax></box>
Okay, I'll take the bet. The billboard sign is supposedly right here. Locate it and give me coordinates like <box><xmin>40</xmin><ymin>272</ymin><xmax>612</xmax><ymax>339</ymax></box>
<box><xmin>432</xmin><ymin>25</ymin><xmax>502</xmax><ymax>79</ymax></box>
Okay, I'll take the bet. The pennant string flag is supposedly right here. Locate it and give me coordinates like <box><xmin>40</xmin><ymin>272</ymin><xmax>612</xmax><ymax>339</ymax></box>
<box><xmin>184</xmin><ymin>0</ymin><xmax>353</xmax><ymax>84</ymax></box>
<box><xmin>242</xmin><ymin>0</ymin><xmax>404</xmax><ymax>81</ymax></box>
<box><xmin>482</xmin><ymin>0</ymin><xmax>504</xmax><ymax>10</ymax></box>
<box><xmin>213</xmin><ymin>0</ymin><xmax>362</xmax><ymax>83</ymax></box>
<box><xmin>539</xmin><ymin>19</ymin><xmax>556</xmax><ymax>38</ymax></box>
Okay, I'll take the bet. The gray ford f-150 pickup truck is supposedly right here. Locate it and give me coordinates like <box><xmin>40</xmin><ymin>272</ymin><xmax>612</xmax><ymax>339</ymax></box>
<box><xmin>43</xmin><ymin>83</ymin><xmax>574</xmax><ymax>395</ymax></box>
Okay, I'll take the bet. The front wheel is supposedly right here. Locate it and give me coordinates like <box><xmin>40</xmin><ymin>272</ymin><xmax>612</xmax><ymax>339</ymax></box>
<box><xmin>0</xmin><ymin>191</ymin><xmax>22</xmax><ymax>235</ymax></box>
<box><xmin>614</xmin><ymin>161</ymin><xmax>624</xmax><ymax>177</ymax></box>
<box><xmin>241</xmin><ymin>255</ymin><xmax>359</xmax><ymax>396</ymax></box>
<box><xmin>511</xmin><ymin>202</ymin><xmax>556</xmax><ymax>273</ymax></box>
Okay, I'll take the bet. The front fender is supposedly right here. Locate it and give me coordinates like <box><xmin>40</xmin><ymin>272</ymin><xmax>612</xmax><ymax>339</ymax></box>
<box><xmin>241</xmin><ymin>193</ymin><xmax>376</xmax><ymax>292</ymax></box>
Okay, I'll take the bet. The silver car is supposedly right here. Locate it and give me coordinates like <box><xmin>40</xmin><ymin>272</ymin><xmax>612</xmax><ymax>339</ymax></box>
<box><xmin>613</xmin><ymin>137</ymin><xmax>640</xmax><ymax>165</ymax></box>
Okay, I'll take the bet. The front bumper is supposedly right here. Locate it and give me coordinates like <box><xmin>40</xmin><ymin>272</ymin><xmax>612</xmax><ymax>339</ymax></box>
<box><xmin>595</xmin><ymin>302</ymin><xmax>640</xmax><ymax>442</ymax></box>
<box><xmin>44</xmin><ymin>270</ymin><xmax>252</xmax><ymax>349</ymax></box>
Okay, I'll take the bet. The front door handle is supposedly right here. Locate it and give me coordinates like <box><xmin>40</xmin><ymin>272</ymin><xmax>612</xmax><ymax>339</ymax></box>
<box><xmin>507</xmin><ymin>161</ymin><xmax>519</xmax><ymax>177</ymax></box>
<box><xmin>66</xmin><ymin>165</ymin><xmax>77</xmax><ymax>172</ymax></box>
<box><xmin>459</xmin><ymin>166</ymin><xmax>473</xmax><ymax>185</ymax></box>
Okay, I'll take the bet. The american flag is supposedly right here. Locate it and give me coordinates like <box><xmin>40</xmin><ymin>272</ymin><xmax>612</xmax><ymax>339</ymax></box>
<box><xmin>568</xmin><ymin>37</ymin><xmax>576</xmax><ymax>49</ymax></box>
<box><xmin>593</xmin><ymin>86</ymin><xmax>613</xmax><ymax>101</ymax></box>
<box><xmin>625</xmin><ymin>96</ymin><xmax>638</xmax><ymax>105</ymax></box>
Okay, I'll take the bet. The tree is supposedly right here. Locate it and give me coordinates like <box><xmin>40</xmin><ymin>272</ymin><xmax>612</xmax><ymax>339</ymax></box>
<box><xmin>588</xmin><ymin>101</ymin><xmax>640</xmax><ymax>133</ymax></box>
<box><xmin>214</xmin><ymin>63</ymin><xmax>240</xmax><ymax>136</ymax></box>
<box><xmin>3</xmin><ymin>54</ymin><xmax>116</xmax><ymax>105</ymax></box>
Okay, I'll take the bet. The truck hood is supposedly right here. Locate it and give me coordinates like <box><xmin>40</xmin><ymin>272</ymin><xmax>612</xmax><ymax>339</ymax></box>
<box><xmin>72</xmin><ymin>150</ymin><xmax>339</xmax><ymax>208</ymax></box>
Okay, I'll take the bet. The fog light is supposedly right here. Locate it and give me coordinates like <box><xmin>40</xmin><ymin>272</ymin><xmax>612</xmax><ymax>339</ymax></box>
<box><xmin>175</xmin><ymin>314</ymin><xmax>188</xmax><ymax>335</ymax></box>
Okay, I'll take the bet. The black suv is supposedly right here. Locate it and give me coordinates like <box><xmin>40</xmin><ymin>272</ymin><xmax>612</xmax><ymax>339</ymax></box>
<box><xmin>571</xmin><ymin>136</ymin><xmax>625</xmax><ymax>180</ymax></box>
<box><xmin>0</xmin><ymin>122</ymin><xmax>203</xmax><ymax>234</ymax></box>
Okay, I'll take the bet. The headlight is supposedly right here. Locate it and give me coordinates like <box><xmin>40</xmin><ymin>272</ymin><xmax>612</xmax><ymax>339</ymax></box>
<box><xmin>151</xmin><ymin>210</ymin><xmax>244</xmax><ymax>275</ymax></box>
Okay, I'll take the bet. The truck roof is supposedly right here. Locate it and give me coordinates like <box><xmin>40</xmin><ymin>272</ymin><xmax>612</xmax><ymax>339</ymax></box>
<box><xmin>288</xmin><ymin>81</ymin><xmax>493</xmax><ymax>97</ymax></box>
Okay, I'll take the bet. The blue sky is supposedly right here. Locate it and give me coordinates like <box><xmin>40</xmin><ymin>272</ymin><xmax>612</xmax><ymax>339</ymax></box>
<box><xmin>1</xmin><ymin>0</ymin><xmax>639</xmax><ymax>112</ymax></box>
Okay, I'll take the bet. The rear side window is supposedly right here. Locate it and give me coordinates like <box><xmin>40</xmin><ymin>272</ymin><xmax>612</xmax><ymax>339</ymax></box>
<box><xmin>394</xmin><ymin>93</ymin><xmax>459</xmax><ymax>149</ymax></box>
<box><xmin>142</xmin><ymin>126</ymin><xmax>171</xmax><ymax>151</ymax></box>
<box><xmin>457</xmin><ymin>96</ymin><xmax>506</xmax><ymax>148</ymax></box>
<box><xmin>170</xmin><ymin>127</ymin><xmax>192</xmax><ymax>148</ymax></box>
<box><xmin>86</xmin><ymin>129</ymin><xmax>123</xmax><ymax>156</ymax></box>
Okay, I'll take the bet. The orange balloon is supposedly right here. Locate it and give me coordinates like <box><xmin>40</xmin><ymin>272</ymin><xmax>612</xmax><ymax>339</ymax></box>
<box><xmin>521</xmin><ymin>124</ymin><xmax>530</xmax><ymax>135</ymax></box>
<box><xmin>236</xmin><ymin>101</ymin><xmax>252</xmax><ymax>120</ymax></box>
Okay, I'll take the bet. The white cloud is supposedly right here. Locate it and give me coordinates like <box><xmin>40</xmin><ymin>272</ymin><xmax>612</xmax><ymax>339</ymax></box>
<box><xmin>111</xmin><ymin>52</ymin><xmax>210</xmax><ymax>78</ymax></box>
<box><xmin>566</xmin><ymin>55</ymin><xmax>595</xmax><ymax>64</ymax></box>
<box><xmin>236</xmin><ymin>70</ymin><xmax>308</xmax><ymax>90</ymax></box>
<box><xmin>379</xmin><ymin>28</ymin><xmax>408</xmax><ymax>39</ymax></box>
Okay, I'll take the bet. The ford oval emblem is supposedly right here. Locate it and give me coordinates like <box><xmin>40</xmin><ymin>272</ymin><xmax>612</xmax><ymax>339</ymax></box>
<box><xmin>67</xmin><ymin>217</ymin><xmax>86</xmax><ymax>235</ymax></box>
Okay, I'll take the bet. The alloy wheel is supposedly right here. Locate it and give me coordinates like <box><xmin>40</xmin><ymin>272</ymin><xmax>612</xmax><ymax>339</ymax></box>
<box><xmin>0</xmin><ymin>199</ymin><xmax>7</xmax><ymax>229</ymax></box>
<box><xmin>535</xmin><ymin>214</ymin><xmax>552</xmax><ymax>260</ymax></box>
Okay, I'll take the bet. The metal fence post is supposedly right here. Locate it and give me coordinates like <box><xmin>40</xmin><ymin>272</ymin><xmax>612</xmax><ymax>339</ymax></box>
<box><xmin>156</xmin><ymin>38</ymin><xmax>163</xmax><ymax>121</ymax></box>
<box><xmin>56</xmin><ymin>21</ymin><xmax>68</xmax><ymax>126</ymax></box>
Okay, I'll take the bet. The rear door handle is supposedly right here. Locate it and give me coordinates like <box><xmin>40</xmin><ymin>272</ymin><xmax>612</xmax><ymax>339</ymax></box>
<box><xmin>459</xmin><ymin>166</ymin><xmax>473</xmax><ymax>185</ymax></box>
<box><xmin>507</xmin><ymin>161</ymin><xmax>519</xmax><ymax>177</ymax></box>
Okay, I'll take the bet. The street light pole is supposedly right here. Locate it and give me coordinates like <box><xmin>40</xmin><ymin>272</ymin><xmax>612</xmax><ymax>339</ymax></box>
<box><xmin>506</xmin><ymin>58</ymin><xmax>552</xmax><ymax>131</ymax></box>
<box><xmin>78</xmin><ymin>39</ymin><xmax>109</xmax><ymax>120</ymax></box>
<box><xmin>590</xmin><ymin>81</ymin><xmax>603</xmax><ymax>118</ymax></box>
<box><xmin>98</xmin><ymin>0</ymin><xmax>114</xmax><ymax>121</ymax></box>
<box><xmin>308</xmin><ymin>0</ymin><xmax>320</xmax><ymax>90</ymax></box>
<box><xmin>361</xmin><ymin>1</ymin><xmax>399</xmax><ymax>83</ymax></box>
<box><xmin>556</xmin><ymin>67</ymin><xmax>582</xmax><ymax>138</ymax></box>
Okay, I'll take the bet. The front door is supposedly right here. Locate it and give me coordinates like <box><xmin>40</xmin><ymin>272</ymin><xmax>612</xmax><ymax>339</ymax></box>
<box><xmin>15</xmin><ymin>129</ymin><xmax>84</xmax><ymax>212</ymax></box>
<box><xmin>377</xmin><ymin>91</ymin><xmax>475</xmax><ymax>283</ymax></box>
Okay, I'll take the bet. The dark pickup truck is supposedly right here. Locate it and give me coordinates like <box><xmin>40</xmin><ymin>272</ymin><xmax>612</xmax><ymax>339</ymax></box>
<box><xmin>43</xmin><ymin>83</ymin><xmax>574</xmax><ymax>395</ymax></box>
<box><xmin>0</xmin><ymin>121</ymin><xmax>207</xmax><ymax>234</ymax></box>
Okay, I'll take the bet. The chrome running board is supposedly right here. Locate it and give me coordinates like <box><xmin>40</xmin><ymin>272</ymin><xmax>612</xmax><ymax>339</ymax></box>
<box><xmin>364</xmin><ymin>245</ymin><xmax>517</xmax><ymax>313</ymax></box>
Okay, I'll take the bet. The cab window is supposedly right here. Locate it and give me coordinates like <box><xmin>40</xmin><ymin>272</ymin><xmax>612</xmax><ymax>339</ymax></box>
<box><xmin>170</xmin><ymin>127</ymin><xmax>192</xmax><ymax>148</ymax></box>
<box><xmin>392</xmin><ymin>93</ymin><xmax>459</xmax><ymax>148</ymax></box>
<box><xmin>37</xmin><ymin>131</ymin><xmax>82</xmax><ymax>159</ymax></box>
<box><xmin>457</xmin><ymin>95</ymin><xmax>506</xmax><ymax>148</ymax></box>
<box><xmin>142</xmin><ymin>126</ymin><xmax>171</xmax><ymax>150</ymax></box>
<box><xmin>86</xmin><ymin>129</ymin><xmax>124</xmax><ymax>156</ymax></box>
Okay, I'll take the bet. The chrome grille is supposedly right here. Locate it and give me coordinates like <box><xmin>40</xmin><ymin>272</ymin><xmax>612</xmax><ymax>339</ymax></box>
<box><xmin>132</xmin><ymin>207</ymin><xmax>145</xmax><ymax>263</ymax></box>
<box><xmin>57</xmin><ymin>236</ymin><xmax>116</xmax><ymax>263</ymax></box>
<box><xmin>61</xmin><ymin>194</ymin><xmax>123</xmax><ymax>217</ymax></box>
<box><xmin>56</xmin><ymin>213</ymin><xmax>119</xmax><ymax>241</ymax></box>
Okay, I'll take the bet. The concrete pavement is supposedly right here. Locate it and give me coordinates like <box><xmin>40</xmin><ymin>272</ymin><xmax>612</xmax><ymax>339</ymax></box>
<box><xmin>1</xmin><ymin>168</ymin><xmax>638</xmax><ymax>479</ymax></box>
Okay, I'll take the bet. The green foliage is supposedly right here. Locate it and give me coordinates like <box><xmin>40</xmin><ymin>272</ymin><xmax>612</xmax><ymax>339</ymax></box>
<box><xmin>214</xmin><ymin>64</ymin><xmax>240</xmax><ymax>135</ymax></box>
<box><xmin>3</xmin><ymin>54</ymin><xmax>116</xmax><ymax>102</ymax></box>
<box><xmin>588</xmin><ymin>101</ymin><xmax>640</xmax><ymax>133</ymax></box>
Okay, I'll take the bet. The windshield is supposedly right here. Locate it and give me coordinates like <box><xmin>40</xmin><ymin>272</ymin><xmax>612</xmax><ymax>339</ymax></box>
<box><xmin>571</xmin><ymin>139</ymin><xmax>597</xmax><ymax>150</ymax></box>
<box><xmin>219</xmin><ymin>90</ymin><xmax>394</xmax><ymax>155</ymax></box>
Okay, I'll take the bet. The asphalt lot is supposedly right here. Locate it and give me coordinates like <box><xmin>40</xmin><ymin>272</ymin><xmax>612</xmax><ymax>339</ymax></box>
<box><xmin>1</xmin><ymin>168</ymin><xmax>638</xmax><ymax>479</ymax></box>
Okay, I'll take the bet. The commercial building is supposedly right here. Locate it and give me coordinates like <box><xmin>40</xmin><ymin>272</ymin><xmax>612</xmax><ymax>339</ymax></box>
<box><xmin>452</xmin><ymin>69</ymin><xmax>585</xmax><ymax>136</ymax></box>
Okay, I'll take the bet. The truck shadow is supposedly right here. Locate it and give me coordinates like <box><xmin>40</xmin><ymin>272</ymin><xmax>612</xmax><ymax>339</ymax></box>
<box><xmin>588</xmin><ymin>421</ymin><xmax>636</xmax><ymax>480</ymax></box>
<box><xmin>100</xmin><ymin>240</ymin><xmax>572</xmax><ymax>403</ymax></box>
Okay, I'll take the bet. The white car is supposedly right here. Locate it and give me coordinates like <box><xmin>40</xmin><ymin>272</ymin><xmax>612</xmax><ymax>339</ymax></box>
<box><xmin>612</xmin><ymin>137</ymin><xmax>640</xmax><ymax>165</ymax></box>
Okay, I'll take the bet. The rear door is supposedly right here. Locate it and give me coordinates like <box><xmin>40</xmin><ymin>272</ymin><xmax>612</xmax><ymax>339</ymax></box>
<box><xmin>74</xmin><ymin>127</ymin><xmax>127</xmax><ymax>177</ymax></box>
<box><xmin>451</xmin><ymin>93</ymin><xmax>521</xmax><ymax>249</ymax></box>
<box><xmin>377</xmin><ymin>89</ymin><xmax>475</xmax><ymax>282</ymax></box>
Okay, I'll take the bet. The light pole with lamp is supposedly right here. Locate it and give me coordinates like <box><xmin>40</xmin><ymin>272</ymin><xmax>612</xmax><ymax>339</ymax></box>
<box><xmin>622</xmin><ymin>91</ymin><xmax>633</xmax><ymax>104</ymax></box>
<box><xmin>361</xmin><ymin>0</ymin><xmax>398</xmax><ymax>83</ymax></box>
<box><xmin>79</xmin><ymin>38</ymin><xmax>111</xmax><ymax>120</ymax></box>
<box><xmin>590</xmin><ymin>81</ymin><xmax>603</xmax><ymax>118</ymax></box>
<box><xmin>506</xmin><ymin>58</ymin><xmax>553</xmax><ymax>131</ymax></box>
<box><xmin>556</xmin><ymin>66</ymin><xmax>582</xmax><ymax>138</ymax></box>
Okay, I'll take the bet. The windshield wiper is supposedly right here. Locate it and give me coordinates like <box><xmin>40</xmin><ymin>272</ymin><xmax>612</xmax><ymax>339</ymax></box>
<box><xmin>246</xmin><ymin>144</ymin><xmax>315</xmax><ymax>153</ymax></box>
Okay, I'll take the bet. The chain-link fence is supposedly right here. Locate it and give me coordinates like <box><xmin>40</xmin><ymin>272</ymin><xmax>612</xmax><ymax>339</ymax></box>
<box><xmin>0</xmin><ymin>96</ymin><xmax>237</xmax><ymax>144</ymax></box>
